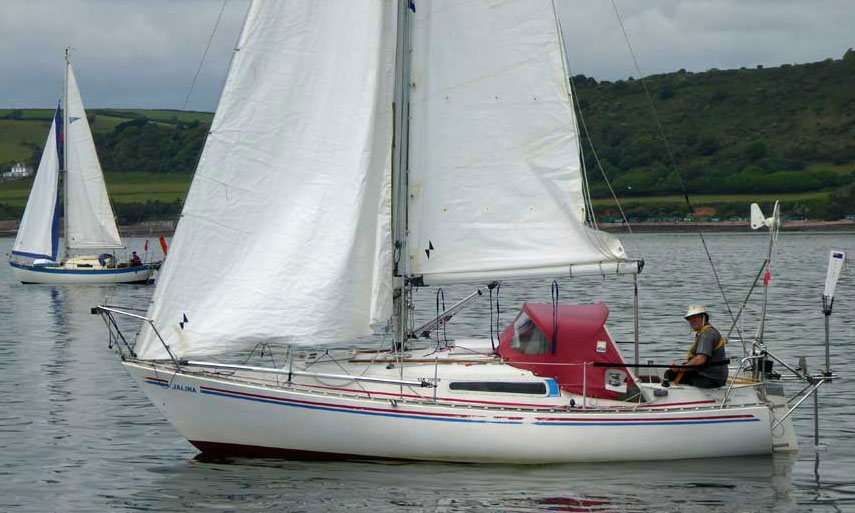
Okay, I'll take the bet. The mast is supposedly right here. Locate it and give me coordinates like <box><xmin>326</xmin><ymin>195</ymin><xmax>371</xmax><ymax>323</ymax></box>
<box><xmin>392</xmin><ymin>0</ymin><xmax>412</xmax><ymax>344</ymax></box>
<box><xmin>757</xmin><ymin>202</ymin><xmax>779</xmax><ymax>347</ymax></box>
<box><xmin>62</xmin><ymin>48</ymin><xmax>70</xmax><ymax>259</ymax></box>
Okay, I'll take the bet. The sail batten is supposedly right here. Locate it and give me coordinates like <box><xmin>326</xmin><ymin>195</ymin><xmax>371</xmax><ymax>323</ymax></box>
<box><xmin>136</xmin><ymin>0</ymin><xmax>398</xmax><ymax>360</ymax></box>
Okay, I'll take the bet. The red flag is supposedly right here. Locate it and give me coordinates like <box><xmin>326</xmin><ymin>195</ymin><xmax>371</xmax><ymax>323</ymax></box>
<box><xmin>159</xmin><ymin>236</ymin><xmax>168</xmax><ymax>257</ymax></box>
<box><xmin>144</xmin><ymin>239</ymin><xmax>149</xmax><ymax>251</ymax></box>
<box><xmin>763</xmin><ymin>269</ymin><xmax>771</xmax><ymax>286</ymax></box>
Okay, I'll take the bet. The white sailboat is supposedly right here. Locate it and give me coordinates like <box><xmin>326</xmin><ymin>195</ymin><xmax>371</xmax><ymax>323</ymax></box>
<box><xmin>96</xmin><ymin>0</ymin><xmax>829</xmax><ymax>463</ymax></box>
<box><xmin>10</xmin><ymin>52</ymin><xmax>158</xmax><ymax>284</ymax></box>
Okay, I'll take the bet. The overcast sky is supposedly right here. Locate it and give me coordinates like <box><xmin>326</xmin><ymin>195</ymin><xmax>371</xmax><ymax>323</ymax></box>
<box><xmin>1</xmin><ymin>0</ymin><xmax>853</xmax><ymax>111</ymax></box>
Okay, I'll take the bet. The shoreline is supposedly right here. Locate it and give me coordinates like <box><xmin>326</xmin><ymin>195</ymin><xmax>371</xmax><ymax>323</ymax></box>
<box><xmin>2</xmin><ymin>219</ymin><xmax>854</xmax><ymax>238</ymax></box>
<box><xmin>597</xmin><ymin>219</ymin><xmax>855</xmax><ymax>233</ymax></box>
<box><xmin>0</xmin><ymin>220</ymin><xmax>177</xmax><ymax>238</ymax></box>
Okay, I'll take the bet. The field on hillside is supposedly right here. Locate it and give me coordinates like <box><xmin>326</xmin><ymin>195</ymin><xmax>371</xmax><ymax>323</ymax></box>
<box><xmin>0</xmin><ymin>108</ymin><xmax>213</xmax><ymax>166</ymax></box>
<box><xmin>0</xmin><ymin>167</ymin><xmax>836</xmax><ymax>222</ymax></box>
<box><xmin>101</xmin><ymin>109</ymin><xmax>211</xmax><ymax>124</ymax></box>
<box><xmin>0</xmin><ymin>172</ymin><xmax>191</xmax><ymax>209</ymax></box>
<box><xmin>0</xmin><ymin>119</ymin><xmax>51</xmax><ymax>164</ymax></box>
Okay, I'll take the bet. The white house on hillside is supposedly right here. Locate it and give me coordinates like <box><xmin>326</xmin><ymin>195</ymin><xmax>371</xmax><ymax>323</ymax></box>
<box><xmin>2</xmin><ymin>163</ymin><xmax>33</xmax><ymax>180</ymax></box>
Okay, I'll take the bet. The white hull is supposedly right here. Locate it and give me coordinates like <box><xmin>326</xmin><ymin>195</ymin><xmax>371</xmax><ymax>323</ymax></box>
<box><xmin>11</xmin><ymin>261</ymin><xmax>156</xmax><ymax>284</ymax></box>
<box><xmin>122</xmin><ymin>355</ymin><xmax>797</xmax><ymax>463</ymax></box>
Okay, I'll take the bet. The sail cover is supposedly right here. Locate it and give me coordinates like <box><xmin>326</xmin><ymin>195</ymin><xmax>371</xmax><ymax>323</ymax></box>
<box><xmin>406</xmin><ymin>0</ymin><xmax>630</xmax><ymax>284</ymax></box>
<box><xmin>64</xmin><ymin>64</ymin><xmax>123</xmax><ymax>250</ymax></box>
<box><xmin>12</xmin><ymin>106</ymin><xmax>62</xmax><ymax>260</ymax></box>
<box><xmin>136</xmin><ymin>0</ymin><xmax>397</xmax><ymax>359</ymax></box>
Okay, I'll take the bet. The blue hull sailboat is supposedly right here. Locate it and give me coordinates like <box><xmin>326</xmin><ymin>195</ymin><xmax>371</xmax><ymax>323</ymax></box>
<box><xmin>10</xmin><ymin>52</ymin><xmax>158</xmax><ymax>284</ymax></box>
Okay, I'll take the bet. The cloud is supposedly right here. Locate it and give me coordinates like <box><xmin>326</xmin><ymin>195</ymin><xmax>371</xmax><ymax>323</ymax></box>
<box><xmin>559</xmin><ymin>0</ymin><xmax>855</xmax><ymax>80</ymax></box>
<box><xmin>0</xmin><ymin>0</ymin><xmax>852</xmax><ymax>109</ymax></box>
<box><xmin>0</xmin><ymin>0</ymin><xmax>249</xmax><ymax>110</ymax></box>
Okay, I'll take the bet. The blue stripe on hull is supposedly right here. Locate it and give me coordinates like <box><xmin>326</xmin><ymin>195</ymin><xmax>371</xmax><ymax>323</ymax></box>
<box><xmin>200</xmin><ymin>388</ymin><xmax>523</xmax><ymax>425</ymax></box>
<box><xmin>152</xmin><ymin>382</ymin><xmax>762</xmax><ymax>428</ymax></box>
<box><xmin>534</xmin><ymin>419</ymin><xmax>761</xmax><ymax>426</ymax></box>
<box><xmin>10</xmin><ymin>261</ymin><xmax>154</xmax><ymax>275</ymax></box>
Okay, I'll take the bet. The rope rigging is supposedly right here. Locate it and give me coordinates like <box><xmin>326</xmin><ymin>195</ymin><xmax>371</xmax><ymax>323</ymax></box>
<box><xmin>551</xmin><ymin>281</ymin><xmax>560</xmax><ymax>354</ymax></box>
<box><xmin>608</xmin><ymin>0</ymin><xmax>743</xmax><ymax>342</ymax></box>
<box><xmin>181</xmin><ymin>0</ymin><xmax>229</xmax><ymax>111</ymax></box>
<box><xmin>489</xmin><ymin>282</ymin><xmax>501</xmax><ymax>351</ymax></box>
<box><xmin>567</xmin><ymin>73</ymin><xmax>635</xmax><ymax>239</ymax></box>
<box><xmin>435</xmin><ymin>287</ymin><xmax>447</xmax><ymax>348</ymax></box>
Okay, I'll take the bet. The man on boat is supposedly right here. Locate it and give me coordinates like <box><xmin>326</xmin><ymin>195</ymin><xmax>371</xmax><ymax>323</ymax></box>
<box><xmin>663</xmin><ymin>305</ymin><xmax>727</xmax><ymax>388</ymax></box>
<box><xmin>130</xmin><ymin>251</ymin><xmax>142</xmax><ymax>267</ymax></box>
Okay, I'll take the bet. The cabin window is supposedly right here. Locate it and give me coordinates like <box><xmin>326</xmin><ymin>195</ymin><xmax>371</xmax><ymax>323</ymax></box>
<box><xmin>510</xmin><ymin>313</ymin><xmax>549</xmax><ymax>355</ymax></box>
<box><xmin>449</xmin><ymin>381</ymin><xmax>547</xmax><ymax>395</ymax></box>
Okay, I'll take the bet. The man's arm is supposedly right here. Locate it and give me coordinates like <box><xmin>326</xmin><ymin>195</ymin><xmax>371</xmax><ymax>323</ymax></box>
<box><xmin>683</xmin><ymin>353</ymin><xmax>708</xmax><ymax>367</ymax></box>
<box><xmin>669</xmin><ymin>353</ymin><xmax>708</xmax><ymax>370</ymax></box>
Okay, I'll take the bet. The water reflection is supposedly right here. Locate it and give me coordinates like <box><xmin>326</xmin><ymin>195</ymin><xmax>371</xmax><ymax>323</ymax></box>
<box><xmin>109</xmin><ymin>454</ymin><xmax>796</xmax><ymax>512</ymax></box>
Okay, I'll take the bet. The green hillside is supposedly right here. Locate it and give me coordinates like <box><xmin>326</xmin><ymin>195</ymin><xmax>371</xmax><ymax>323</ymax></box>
<box><xmin>574</xmin><ymin>49</ymin><xmax>855</xmax><ymax>218</ymax></box>
<box><xmin>1</xmin><ymin>51</ymin><xmax>853</xmax><ymax>222</ymax></box>
<box><xmin>0</xmin><ymin>108</ymin><xmax>212</xmax><ymax>167</ymax></box>
<box><xmin>0</xmin><ymin>108</ymin><xmax>208</xmax><ymax>222</ymax></box>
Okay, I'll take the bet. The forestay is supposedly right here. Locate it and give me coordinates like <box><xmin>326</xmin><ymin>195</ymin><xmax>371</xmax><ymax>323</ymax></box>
<box><xmin>12</xmin><ymin>106</ymin><xmax>62</xmax><ymax>261</ymax></box>
<box><xmin>64</xmin><ymin>64</ymin><xmax>123</xmax><ymax>250</ymax></box>
<box><xmin>405</xmin><ymin>0</ymin><xmax>631</xmax><ymax>284</ymax></box>
<box><xmin>135</xmin><ymin>1</ymin><xmax>397</xmax><ymax>360</ymax></box>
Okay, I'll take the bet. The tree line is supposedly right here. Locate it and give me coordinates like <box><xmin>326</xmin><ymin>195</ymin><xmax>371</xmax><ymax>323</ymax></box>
<box><xmin>3</xmin><ymin>50</ymin><xmax>854</xmax><ymax>222</ymax></box>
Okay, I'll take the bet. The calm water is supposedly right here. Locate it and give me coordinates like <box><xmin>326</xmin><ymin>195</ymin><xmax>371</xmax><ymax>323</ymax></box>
<box><xmin>1</xmin><ymin>232</ymin><xmax>853</xmax><ymax>512</ymax></box>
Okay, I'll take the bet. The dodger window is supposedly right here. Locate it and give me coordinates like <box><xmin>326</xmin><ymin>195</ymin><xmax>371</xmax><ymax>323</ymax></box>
<box><xmin>510</xmin><ymin>313</ymin><xmax>549</xmax><ymax>355</ymax></box>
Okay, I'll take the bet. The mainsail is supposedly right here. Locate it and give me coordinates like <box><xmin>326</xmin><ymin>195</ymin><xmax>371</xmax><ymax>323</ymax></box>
<box><xmin>135</xmin><ymin>0</ymin><xmax>398</xmax><ymax>359</ymax></box>
<box><xmin>64</xmin><ymin>63</ymin><xmax>123</xmax><ymax>250</ymax></box>
<box><xmin>12</xmin><ymin>106</ymin><xmax>62</xmax><ymax>260</ymax></box>
<box><xmin>405</xmin><ymin>0</ymin><xmax>630</xmax><ymax>284</ymax></box>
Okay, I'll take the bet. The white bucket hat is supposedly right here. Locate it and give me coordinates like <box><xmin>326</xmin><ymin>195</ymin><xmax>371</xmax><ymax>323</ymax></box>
<box><xmin>684</xmin><ymin>304</ymin><xmax>707</xmax><ymax>319</ymax></box>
